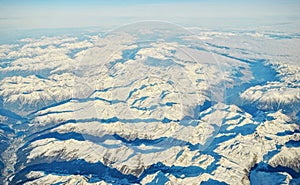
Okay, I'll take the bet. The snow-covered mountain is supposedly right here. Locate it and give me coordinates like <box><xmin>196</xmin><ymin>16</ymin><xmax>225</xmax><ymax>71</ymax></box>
<box><xmin>0</xmin><ymin>22</ymin><xmax>299</xmax><ymax>185</ymax></box>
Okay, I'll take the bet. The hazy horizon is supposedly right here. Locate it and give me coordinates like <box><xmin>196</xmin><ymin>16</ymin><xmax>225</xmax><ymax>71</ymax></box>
<box><xmin>0</xmin><ymin>0</ymin><xmax>299</xmax><ymax>30</ymax></box>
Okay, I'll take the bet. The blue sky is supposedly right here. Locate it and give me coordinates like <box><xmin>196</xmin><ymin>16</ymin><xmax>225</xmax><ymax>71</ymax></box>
<box><xmin>0</xmin><ymin>0</ymin><xmax>299</xmax><ymax>29</ymax></box>
<box><xmin>0</xmin><ymin>0</ymin><xmax>202</xmax><ymax>6</ymax></box>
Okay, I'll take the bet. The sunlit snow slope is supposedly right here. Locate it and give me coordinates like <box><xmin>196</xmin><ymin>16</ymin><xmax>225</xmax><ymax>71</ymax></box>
<box><xmin>0</xmin><ymin>23</ymin><xmax>299</xmax><ymax>185</ymax></box>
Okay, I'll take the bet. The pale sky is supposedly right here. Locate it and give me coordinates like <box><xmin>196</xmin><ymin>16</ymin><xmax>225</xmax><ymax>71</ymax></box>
<box><xmin>0</xmin><ymin>0</ymin><xmax>299</xmax><ymax>30</ymax></box>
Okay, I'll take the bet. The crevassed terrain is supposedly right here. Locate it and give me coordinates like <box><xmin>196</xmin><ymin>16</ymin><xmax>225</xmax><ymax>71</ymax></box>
<box><xmin>0</xmin><ymin>23</ymin><xmax>299</xmax><ymax>185</ymax></box>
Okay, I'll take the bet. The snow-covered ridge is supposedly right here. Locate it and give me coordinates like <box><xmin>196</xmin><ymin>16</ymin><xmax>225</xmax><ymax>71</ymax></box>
<box><xmin>0</xmin><ymin>27</ymin><xmax>299</xmax><ymax>184</ymax></box>
<box><xmin>0</xmin><ymin>73</ymin><xmax>75</xmax><ymax>116</ymax></box>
